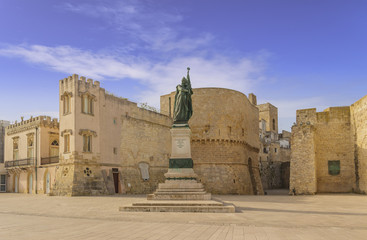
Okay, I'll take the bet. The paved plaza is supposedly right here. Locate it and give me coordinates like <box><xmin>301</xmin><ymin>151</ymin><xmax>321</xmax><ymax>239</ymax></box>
<box><xmin>0</xmin><ymin>191</ymin><xmax>366</xmax><ymax>240</ymax></box>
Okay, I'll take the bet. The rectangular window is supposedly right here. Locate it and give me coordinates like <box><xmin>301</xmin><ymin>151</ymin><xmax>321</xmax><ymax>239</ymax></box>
<box><xmin>13</xmin><ymin>139</ymin><xmax>19</xmax><ymax>160</ymax></box>
<box><xmin>274</xmin><ymin>148</ymin><xmax>277</xmax><ymax>153</ymax></box>
<box><xmin>0</xmin><ymin>175</ymin><xmax>5</xmax><ymax>192</ymax></box>
<box><xmin>83</xmin><ymin>135</ymin><xmax>92</xmax><ymax>152</ymax></box>
<box><xmin>82</xmin><ymin>95</ymin><xmax>93</xmax><ymax>115</ymax></box>
<box><xmin>63</xmin><ymin>95</ymin><xmax>70</xmax><ymax>115</ymax></box>
<box><xmin>27</xmin><ymin>135</ymin><xmax>34</xmax><ymax>158</ymax></box>
<box><xmin>328</xmin><ymin>160</ymin><xmax>340</xmax><ymax>175</ymax></box>
<box><xmin>113</xmin><ymin>147</ymin><xmax>117</xmax><ymax>155</ymax></box>
<box><xmin>64</xmin><ymin>135</ymin><xmax>70</xmax><ymax>153</ymax></box>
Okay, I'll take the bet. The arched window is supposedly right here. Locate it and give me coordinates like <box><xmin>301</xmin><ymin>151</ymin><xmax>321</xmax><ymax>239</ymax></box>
<box><xmin>50</xmin><ymin>140</ymin><xmax>59</xmax><ymax>157</ymax></box>
<box><xmin>61</xmin><ymin>92</ymin><xmax>72</xmax><ymax>115</ymax></box>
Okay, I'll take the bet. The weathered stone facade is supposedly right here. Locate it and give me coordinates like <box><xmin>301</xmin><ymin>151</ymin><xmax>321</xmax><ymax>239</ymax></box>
<box><xmin>290</xmin><ymin>96</ymin><xmax>367</xmax><ymax>194</ymax></box>
<box><xmin>4</xmin><ymin>116</ymin><xmax>59</xmax><ymax>194</ymax></box>
<box><xmin>53</xmin><ymin>74</ymin><xmax>172</xmax><ymax>196</ymax></box>
<box><xmin>161</xmin><ymin>88</ymin><xmax>263</xmax><ymax>195</ymax></box>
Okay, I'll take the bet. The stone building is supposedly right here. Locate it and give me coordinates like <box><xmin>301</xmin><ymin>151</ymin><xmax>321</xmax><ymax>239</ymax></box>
<box><xmin>0</xmin><ymin>120</ymin><xmax>10</xmax><ymax>192</ymax></box>
<box><xmin>4</xmin><ymin>116</ymin><xmax>59</xmax><ymax>194</ymax></box>
<box><xmin>161</xmin><ymin>88</ymin><xmax>263</xmax><ymax>195</ymax></box>
<box><xmin>3</xmin><ymin>74</ymin><xmax>265</xmax><ymax>196</ymax></box>
<box><xmin>257</xmin><ymin>103</ymin><xmax>291</xmax><ymax>190</ymax></box>
<box><xmin>290</xmin><ymin>94</ymin><xmax>367</xmax><ymax>194</ymax></box>
<box><xmin>53</xmin><ymin>74</ymin><xmax>172</xmax><ymax>196</ymax></box>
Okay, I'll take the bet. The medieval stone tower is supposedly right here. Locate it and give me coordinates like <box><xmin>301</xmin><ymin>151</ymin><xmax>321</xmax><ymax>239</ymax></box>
<box><xmin>53</xmin><ymin>74</ymin><xmax>108</xmax><ymax>195</ymax></box>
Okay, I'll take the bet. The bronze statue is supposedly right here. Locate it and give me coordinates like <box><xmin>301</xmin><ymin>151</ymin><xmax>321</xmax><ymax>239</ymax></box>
<box><xmin>173</xmin><ymin>67</ymin><xmax>193</xmax><ymax>124</ymax></box>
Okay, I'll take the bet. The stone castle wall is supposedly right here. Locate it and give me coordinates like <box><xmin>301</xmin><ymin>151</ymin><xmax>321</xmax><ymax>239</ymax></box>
<box><xmin>161</xmin><ymin>88</ymin><xmax>263</xmax><ymax>194</ymax></box>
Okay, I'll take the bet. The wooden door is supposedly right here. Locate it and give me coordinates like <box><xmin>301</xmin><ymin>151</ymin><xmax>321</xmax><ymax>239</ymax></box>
<box><xmin>113</xmin><ymin>172</ymin><xmax>119</xmax><ymax>194</ymax></box>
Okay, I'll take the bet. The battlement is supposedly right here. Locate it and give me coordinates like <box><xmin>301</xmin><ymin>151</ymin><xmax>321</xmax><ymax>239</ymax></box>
<box><xmin>60</xmin><ymin>74</ymin><xmax>101</xmax><ymax>93</ymax></box>
<box><xmin>296</xmin><ymin>106</ymin><xmax>350</xmax><ymax>125</ymax></box>
<box><xmin>6</xmin><ymin>116</ymin><xmax>59</xmax><ymax>135</ymax></box>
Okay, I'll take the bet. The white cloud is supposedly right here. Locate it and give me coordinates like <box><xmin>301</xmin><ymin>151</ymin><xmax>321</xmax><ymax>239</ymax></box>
<box><xmin>0</xmin><ymin>44</ymin><xmax>268</xmax><ymax>108</ymax></box>
<box><xmin>60</xmin><ymin>1</ymin><xmax>210</xmax><ymax>53</ymax></box>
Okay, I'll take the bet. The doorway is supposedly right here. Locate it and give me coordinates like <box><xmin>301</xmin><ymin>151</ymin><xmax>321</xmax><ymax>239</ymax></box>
<box><xmin>112</xmin><ymin>168</ymin><xmax>119</xmax><ymax>194</ymax></box>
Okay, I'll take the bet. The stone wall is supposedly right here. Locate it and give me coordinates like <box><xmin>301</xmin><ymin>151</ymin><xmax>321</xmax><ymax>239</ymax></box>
<box><xmin>290</xmin><ymin>106</ymin><xmax>358</xmax><ymax>194</ymax></box>
<box><xmin>290</xmin><ymin>124</ymin><xmax>317</xmax><ymax>194</ymax></box>
<box><xmin>351</xmin><ymin>95</ymin><xmax>367</xmax><ymax>193</ymax></box>
<box><xmin>120</xmin><ymin>111</ymin><xmax>171</xmax><ymax>194</ymax></box>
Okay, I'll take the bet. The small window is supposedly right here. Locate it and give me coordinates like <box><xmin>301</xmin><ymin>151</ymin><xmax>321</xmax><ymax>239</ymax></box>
<box><xmin>83</xmin><ymin>135</ymin><xmax>92</xmax><ymax>153</ymax></box>
<box><xmin>113</xmin><ymin>118</ymin><xmax>117</xmax><ymax>124</ymax></box>
<box><xmin>242</xmin><ymin>128</ymin><xmax>245</xmax><ymax>136</ymax></box>
<box><xmin>272</xmin><ymin>119</ymin><xmax>276</xmax><ymax>131</ymax></box>
<box><xmin>328</xmin><ymin>160</ymin><xmax>340</xmax><ymax>175</ymax></box>
<box><xmin>113</xmin><ymin>147</ymin><xmax>117</xmax><ymax>155</ymax></box>
<box><xmin>274</xmin><ymin>148</ymin><xmax>277</xmax><ymax>153</ymax></box>
<box><xmin>64</xmin><ymin>135</ymin><xmax>70</xmax><ymax>153</ymax></box>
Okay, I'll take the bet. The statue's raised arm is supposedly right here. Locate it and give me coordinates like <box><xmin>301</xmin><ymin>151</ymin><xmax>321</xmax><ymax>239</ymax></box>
<box><xmin>173</xmin><ymin>67</ymin><xmax>193</xmax><ymax>125</ymax></box>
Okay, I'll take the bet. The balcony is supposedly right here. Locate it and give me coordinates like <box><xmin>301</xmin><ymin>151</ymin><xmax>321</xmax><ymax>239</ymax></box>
<box><xmin>41</xmin><ymin>156</ymin><xmax>59</xmax><ymax>165</ymax></box>
<box><xmin>5</xmin><ymin>158</ymin><xmax>35</xmax><ymax>168</ymax></box>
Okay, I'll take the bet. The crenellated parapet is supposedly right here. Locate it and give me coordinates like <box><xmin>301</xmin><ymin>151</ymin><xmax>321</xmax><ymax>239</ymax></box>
<box><xmin>6</xmin><ymin>116</ymin><xmax>59</xmax><ymax>135</ymax></box>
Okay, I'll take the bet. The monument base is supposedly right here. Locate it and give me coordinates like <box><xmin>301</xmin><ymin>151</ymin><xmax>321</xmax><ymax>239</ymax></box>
<box><xmin>120</xmin><ymin>126</ymin><xmax>235</xmax><ymax>213</ymax></box>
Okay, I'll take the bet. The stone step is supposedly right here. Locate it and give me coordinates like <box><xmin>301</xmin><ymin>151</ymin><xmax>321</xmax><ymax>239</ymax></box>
<box><xmin>120</xmin><ymin>205</ymin><xmax>235</xmax><ymax>213</ymax></box>
<box><xmin>158</xmin><ymin>183</ymin><xmax>204</xmax><ymax>189</ymax></box>
<box><xmin>132</xmin><ymin>200</ymin><xmax>223</xmax><ymax>207</ymax></box>
<box><xmin>156</xmin><ymin>188</ymin><xmax>206</xmax><ymax>192</ymax></box>
<box><xmin>154</xmin><ymin>191</ymin><xmax>208</xmax><ymax>195</ymax></box>
<box><xmin>147</xmin><ymin>193</ymin><xmax>211</xmax><ymax>200</ymax></box>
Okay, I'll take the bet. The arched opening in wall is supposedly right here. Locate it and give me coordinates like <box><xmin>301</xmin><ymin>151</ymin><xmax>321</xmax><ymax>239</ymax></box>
<box><xmin>272</xmin><ymin>119</ymin><xmax>275</xmax><ymax>131</ymax></box>
<box><xmin>248</xmin><ymin>158</ymin><xmax>258</xmax><ymax>195</ymax></box>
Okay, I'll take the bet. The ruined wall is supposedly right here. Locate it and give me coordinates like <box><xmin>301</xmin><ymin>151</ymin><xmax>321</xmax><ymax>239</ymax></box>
<box><xmin>290</xmin><ymin>107</ymin><xmax>356</xmax><ymax>194</ymax></box>
<box><xmin>162</xmin><ymin>88</ymin><xmax>263</xmax><ymax>194</ymax></box>
<box><xmin>351</xmin><ymin>95</ymin><xmax>367</xmax><ymax>193</ymax></box>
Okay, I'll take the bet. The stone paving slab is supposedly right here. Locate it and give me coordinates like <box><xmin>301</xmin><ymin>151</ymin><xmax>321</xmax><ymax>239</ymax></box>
<box><xmin>0</xmin><ymin>192</ymin><xmax>366</xmax><ymax>239</ymax></box>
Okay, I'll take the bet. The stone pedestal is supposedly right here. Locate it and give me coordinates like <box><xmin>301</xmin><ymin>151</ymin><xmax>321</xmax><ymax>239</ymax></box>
<box><xmin>121</xmin><ymin>125</ymin><xmax>235</xmax><ymax>213</ymax></box>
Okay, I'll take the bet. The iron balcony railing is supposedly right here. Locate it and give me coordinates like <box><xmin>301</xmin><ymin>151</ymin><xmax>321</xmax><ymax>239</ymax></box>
<box><xmin>5</xmin><ymin>158</ymin><xmax>35</xmax><ymax>168</ymax></box>
<box><xmin>40</xmin><ymin>156</ymin><xmax>59</xmax><ymax>165</ymax></box>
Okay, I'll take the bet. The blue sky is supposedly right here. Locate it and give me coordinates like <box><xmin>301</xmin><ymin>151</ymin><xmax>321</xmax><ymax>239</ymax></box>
<box><xmin>0</xmin><ymin>0</ymin><xmax>367</xmax><ymax>131</ymax></box>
